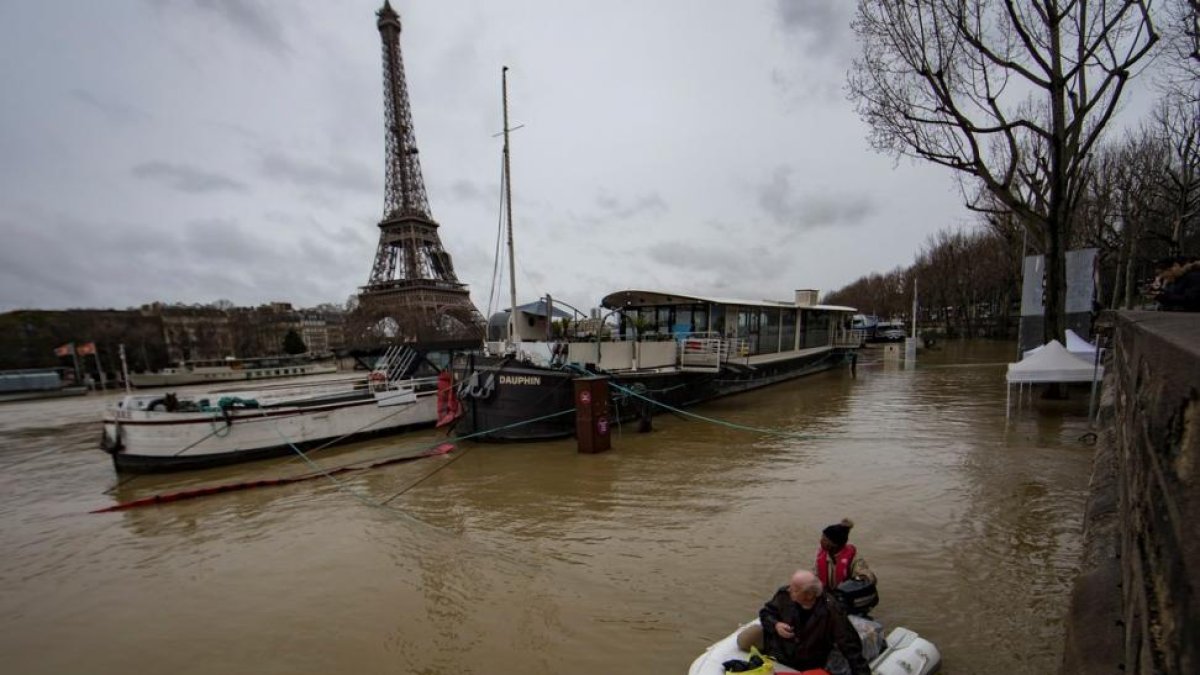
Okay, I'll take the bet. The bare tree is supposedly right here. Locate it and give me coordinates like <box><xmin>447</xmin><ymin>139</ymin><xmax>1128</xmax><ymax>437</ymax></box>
<box><xmin>1109</xmin><ymin>127</ymin><xmax>1171</xmax><ymax>306</ymax></box>
<box><xmin>1154</xmin><ymin>96</ymin><xmax>1200</xmax><ymax>255</ymax></box>
<box><xmin>1160</xmin><ymin>0</ymin><xmax>1200</xmax><ymax>102</ymax></box>
<box><xmin>848</xmin><ymin>0</ymin><xmax>1157</xmax><ymax>344</ymax></box>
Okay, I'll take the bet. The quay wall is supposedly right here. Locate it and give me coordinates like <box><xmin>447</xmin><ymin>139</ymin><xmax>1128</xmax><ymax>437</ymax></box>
<box><xmin>1061</xmin><ymin>311</ymin><xmax>1199</xmax><ymax>675</ymax></box>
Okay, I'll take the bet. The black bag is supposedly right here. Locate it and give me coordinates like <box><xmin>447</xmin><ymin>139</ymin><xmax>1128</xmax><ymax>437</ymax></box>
<box><xmin>834</xmin><ymin>578</ymin><xmax>879</xmax><ymax>616</ymax></box>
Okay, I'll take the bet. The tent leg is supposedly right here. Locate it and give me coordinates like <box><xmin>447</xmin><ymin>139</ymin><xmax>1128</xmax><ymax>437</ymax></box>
<box><xmin>1006</xmin><ymin>384</ymin><xmax>1011</xmax><ymax>421</ymax></box>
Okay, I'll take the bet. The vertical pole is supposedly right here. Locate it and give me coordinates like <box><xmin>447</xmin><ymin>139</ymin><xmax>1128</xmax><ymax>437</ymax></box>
<box><xmin>911</xmin><ymin>276</ymin><xmax>919</xmax><ymax>339</ymax></box>
<box><xmin>94</xmin><ymin>352</ymin><xmax>108</xmax><ymax>390</ymax></box>
<box><xmin>70</xmin><ymin>345</ymin><xmax>81</xmax><ymax>387</ymax></box>
<box><xmin>501</xmin><ymin>66</ymin><xmax>518</xmax><ymax>346</ymax></box>
<box><xmin>119</xmin><ymin>344</ymin><xmax>132</xmax><ymax>393</ymax></box>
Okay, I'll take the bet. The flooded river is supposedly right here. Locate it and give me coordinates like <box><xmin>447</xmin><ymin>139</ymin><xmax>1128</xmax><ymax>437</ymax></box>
<box><xmin>0</xmin><ymin>340</ymin><xmax>1093</xmax><ymax>674</ymax></box>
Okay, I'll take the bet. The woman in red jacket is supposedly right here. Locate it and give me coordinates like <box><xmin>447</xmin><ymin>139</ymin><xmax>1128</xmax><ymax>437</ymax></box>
<box><xmin>815</xmin><ymin>518</ymin><xmax>876</xmax><ymax>589</ymax></box>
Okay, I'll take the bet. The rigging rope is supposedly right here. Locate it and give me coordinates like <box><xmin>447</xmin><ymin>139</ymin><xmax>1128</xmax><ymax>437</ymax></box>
<box><xmin>486</xmin><ymin>151</ymin><xmax>507</xmax><ymax>320</ymax></box>
<box><xmin>605</xmin><ymin>379</ymin><xmax>828</xmax><ymax>440</ymax></box>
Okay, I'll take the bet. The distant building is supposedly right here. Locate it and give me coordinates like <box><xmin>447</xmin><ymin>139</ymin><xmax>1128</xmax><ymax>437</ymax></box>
<box><xmin>157</xmin><ymin>306</ymin><xmax>234</xmax><ymax>363</ymax></box>
<box><xmin>0</xmin><ymin>301</ymin><xmax>350</xmax><ymax>373</ymax></box>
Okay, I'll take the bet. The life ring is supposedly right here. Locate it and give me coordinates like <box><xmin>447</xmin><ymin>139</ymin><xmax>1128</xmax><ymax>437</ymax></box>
<box><xmin>368</xmin><ymin>372</ymin><xmax>387</xmax><ymax>383</ymax></box>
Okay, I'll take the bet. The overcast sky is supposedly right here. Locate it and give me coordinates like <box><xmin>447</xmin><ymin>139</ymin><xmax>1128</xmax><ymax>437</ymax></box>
<box><xmin>0</xmin><ymin>1</ymin><xmax>1159</xmax><ymax>317</ymax></box>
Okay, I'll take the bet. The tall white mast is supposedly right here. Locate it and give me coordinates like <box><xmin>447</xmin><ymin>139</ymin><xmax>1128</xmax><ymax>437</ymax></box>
<box><xmin>501</xmin><ymin>66</ymin><xmax>518</xmax><ymax>345</ymax></box>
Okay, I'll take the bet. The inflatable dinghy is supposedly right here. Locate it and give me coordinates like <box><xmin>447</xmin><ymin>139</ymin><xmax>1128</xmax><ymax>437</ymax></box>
<box><xmin>687</xmin><ymin>619</ymin><xmax>940</xmax><ymax>675</ymax></box>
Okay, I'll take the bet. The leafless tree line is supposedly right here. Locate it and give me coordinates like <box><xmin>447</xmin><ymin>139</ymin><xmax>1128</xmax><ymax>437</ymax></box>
<box><xmin>827</xmin><ymin>88</ymin><xmax>1197</xmax><ymax>334</ymax></box>
<box><xmin>830</xmin><ymin>0</ymin><xmax>1198</xmax><ymax>337</ymax></box>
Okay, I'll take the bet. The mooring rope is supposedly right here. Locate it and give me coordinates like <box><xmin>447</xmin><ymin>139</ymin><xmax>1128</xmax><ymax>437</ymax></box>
<box><xmin>605</xmin><ymin>380</ymin><xmax>828</xmax><ymax>440</ymax></box>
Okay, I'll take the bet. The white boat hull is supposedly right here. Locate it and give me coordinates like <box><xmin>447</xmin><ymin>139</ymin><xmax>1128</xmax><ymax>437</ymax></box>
<box><xmin>687</xmin><ymin>619</ymin><xmax>939</xmax><ymax>675</ymax></box>
<box><xmin>102</xmin><ymin>387</ymin><xmax>438</xmax><ymax>473</ymax></box>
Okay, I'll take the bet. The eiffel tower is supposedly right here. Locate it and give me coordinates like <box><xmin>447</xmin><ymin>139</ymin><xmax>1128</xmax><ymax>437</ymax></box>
<box><xmin>351</xmin><ymin>1</ymin><xmax>485</xmax><ymax>346</ymax></box>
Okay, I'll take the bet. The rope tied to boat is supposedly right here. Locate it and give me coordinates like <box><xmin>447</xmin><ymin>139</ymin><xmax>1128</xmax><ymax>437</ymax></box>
<box><xmin>606</xmin><ymin>380</ymin><xmax>826</xmax><ymax>440</ymax></box>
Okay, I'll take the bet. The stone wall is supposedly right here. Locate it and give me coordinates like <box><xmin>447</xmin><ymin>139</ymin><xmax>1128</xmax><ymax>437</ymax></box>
<box><xmin>1061</xmin><ymin>311</ymin><xmax>1199</xmax><ymax>674</ymax></box>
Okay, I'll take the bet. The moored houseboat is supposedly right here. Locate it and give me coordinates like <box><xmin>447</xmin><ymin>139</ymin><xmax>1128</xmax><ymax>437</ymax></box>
<box><xmin>455</xmin><ymin>288</ymin><xmax>860</xmax><ymax>441</ymax></box>
<box><xmin>0</xmin><ymin>368</ymin><xmax>88</xmax><ymax>403</ymax></box>
<box><xmin>128</xmin><ymin>354</ymin><xmax>339</xmax><ymax>388</ymax></box>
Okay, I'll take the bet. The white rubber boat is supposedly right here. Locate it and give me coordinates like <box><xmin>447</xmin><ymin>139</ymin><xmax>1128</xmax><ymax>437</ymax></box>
<box><xmin>687</xmin><ymin>619</ymin><xmax>940</xmax><ymax>675</ymax></box>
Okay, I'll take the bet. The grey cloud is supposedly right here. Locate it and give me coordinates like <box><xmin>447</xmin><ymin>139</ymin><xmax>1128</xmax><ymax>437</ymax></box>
<box><xmin>644</xmin><ymin>241</ymin><xmax>784</xmax><ymax>281</ymax></box>
<box><xmin>132</xmin><ymin>161</ymin><xmax>249</xmax><ymax>193</ymax></box>
<box><xmin>769</xmin><ymin>68</ymin><xmax>842</xmax><ymax>103</ymax></box>
<box><xmin>0</xmin><ymin>219</ymin><xmax>90</xmax><ymax>306</ymax></box>
<box><xmin>261</xmin><ymin>211</ymin><xmax>373</xmax><ymax>249</ymax></box>
<box><xmin>71</xmin><ymin>89</ymin><xmax>152</xmax><ymax>125</ymax></box>
<box><xmin>448</xmin><ymin>179</ymin><xmax>497</xmax><ymax>206</ymax></box>
<box><xmin>646</xmin><ymin>241</ymin><xmax>738</xmax><ymax>271</ymax></box>
<box><xmin>181</xmin><ymin>218</ymin><xmax>272</xmax><ymax>265</ymax></box>
<box><xmin>568</xmin><ymin>191</ymin><xmax>670</xmax><ymax>230</ymax></box>
<box><xmin>0</xmin><ymin>209</ymin><xmax>359</xmax><ymax>312</ymax></box>
<box><xmin>185</xmin><ymin>0</ymin><xmax>290</xmax><ymax>56</ymax></box>
<box><xmin>595</xmin><ymin>192</ymin><xmax>668</xmax><ymax>220</ymax></box>
<box><xmin>758</xmin><ymin>167</ymin><xmax>876</xmax><ymax>230</ymax></box>
<box><xmin>259</xmin><ymin>152</ymin><xmax>377</xmax><ymax>195</ymax></box>
<box><xmin>775</xmin><ymin>0</ymin><xmax>852</xmax><ymax>60</ymax></box>
<box><xmin>630</xmin><ymin>239</ymin><xmax>800</xmax><ymax>302</ymax></box>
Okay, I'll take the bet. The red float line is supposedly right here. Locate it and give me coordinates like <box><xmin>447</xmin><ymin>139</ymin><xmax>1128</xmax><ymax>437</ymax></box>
<box><xmin>90</xmin><ymin>443</ymin><xmax>456</xmax><ymax>514</ymax></box>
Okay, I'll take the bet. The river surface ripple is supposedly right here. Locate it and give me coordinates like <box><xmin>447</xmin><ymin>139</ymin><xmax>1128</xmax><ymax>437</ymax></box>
<box><xmin>0</xmin><ymin>341</ymin><xmax>1093</xmax><ymax>674</ymax></box>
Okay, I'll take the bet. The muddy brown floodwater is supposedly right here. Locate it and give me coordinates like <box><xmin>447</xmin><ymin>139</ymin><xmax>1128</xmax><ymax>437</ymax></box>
<box><xmin>0</xmin><ymin>340</ymin><xmax>1093</xmax><ymax>674</ymax></box>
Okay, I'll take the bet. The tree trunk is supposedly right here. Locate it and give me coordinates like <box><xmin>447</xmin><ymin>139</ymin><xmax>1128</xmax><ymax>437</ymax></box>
<box><xmin>1123</xmin><ymin>233</ymin><xmax>1139</xmax><ymax>309</ymax></box>
<box><xmin>1110</xmin><ymin>246</ymin><xmax>1124</xmax><ymax>309</ymax></box>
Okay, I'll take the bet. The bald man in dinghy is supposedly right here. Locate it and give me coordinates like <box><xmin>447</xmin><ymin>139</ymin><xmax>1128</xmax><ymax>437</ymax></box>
<box><xmin>737</xmin><ymin>570</ymin><xmax>869</xmax><ymax>675</ymax></box>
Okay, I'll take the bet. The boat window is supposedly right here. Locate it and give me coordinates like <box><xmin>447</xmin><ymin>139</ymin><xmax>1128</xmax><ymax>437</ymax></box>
<box><xmin>674</xmin><ymin>307</ymin><xmax>692</xmax><ymax>335</ymax></box>
<box><xmin>802</xmin><ymin>310</ymin><xmax>831</xmax><ymax>348</ymax></box>
<box><xmin>759</xmin><ymin>309</ymin><xmax>781</xmax><ymax>354</ymax></box>
<box><xmin>710</xmin><ymin>306</ymin><xmax>726</xmax><ymax>336</ymax></box>
<box><xmin>693</xmin><ymin>306</ymin><xmax>708</xmax><ymax>333</ymax></box>
<box><xmin>656</xmin><ymin>307</ymin><xmax>673</xmax><ymax>334</ymax></box>
<box><xmin>736</xmin><ymin>308</ymin><xmax>760</xmax><ymax>354</ymax></box>
<box><xmin>637</xmin><ymin>307</ymin><xmax>655</xmax><ymax>336</ymax></box>
<box><xmin>780</xmin><ymin>310</ymin><xmax>797</xmax><ymax>351</ymax></box>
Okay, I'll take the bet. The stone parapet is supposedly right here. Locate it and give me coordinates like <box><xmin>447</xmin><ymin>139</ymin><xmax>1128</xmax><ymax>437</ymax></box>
<box><xmin>1061</xmin><ymin>311</ymin><xmax>1199</xmax><ymax>674</ymax></box>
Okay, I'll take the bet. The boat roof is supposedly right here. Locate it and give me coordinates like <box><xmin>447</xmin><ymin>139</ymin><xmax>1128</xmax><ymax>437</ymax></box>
<box><xmin>491</xmin><ymin>299</ymin><xmax>573</xmax><ymax>320</ymax></box>
<box><xmin>600</xmin><ymin>289</ymin><xmax>855</xmax><ymax>312</ymax></box>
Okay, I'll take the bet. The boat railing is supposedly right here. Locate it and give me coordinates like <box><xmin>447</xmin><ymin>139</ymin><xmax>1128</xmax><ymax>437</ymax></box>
<box><xmin>369</xmin><ymin>344</ymin><xmax>419</xmax><ymax>391</ymax></box>
<box><xmin>674</xmin><ymin>333</ymin><xmax>721</xmax><ymax>372</ymax></box>
<box><xmin>719</xmin><ymin>338</ymin><xmax>750</xmax><ymax>363</ymax></box>
<box><xmin>263</xmin><ymin>374</ymin><xmax>438</xmax><ymax>406</ymax></box>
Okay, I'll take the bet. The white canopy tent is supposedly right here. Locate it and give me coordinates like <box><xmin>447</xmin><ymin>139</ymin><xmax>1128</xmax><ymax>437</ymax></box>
<box><xmin>1022</xmin><ymin>329</ymin><xmax>1100</xmax><ymax>359</ymax></box>
<box><xmin>1006</xmin><ymin>339</ymin><xmax>1104</xmax><ymax>418</ymax></box>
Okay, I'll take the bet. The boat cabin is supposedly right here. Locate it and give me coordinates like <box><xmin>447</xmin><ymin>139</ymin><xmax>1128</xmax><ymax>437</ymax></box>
<box><xmin>486</xmin><ymin>300</ymin><xmax>574</xmax><ymax>342</ymax></box>
<box><xmin>561</xmin><ymin>288</ymin><xmax>858</xmax><ymax>373</ymax></box>
<box><xmin>602</xmin><ymin>289</ymin><xmax>856</xmax><ymax>353</ymax></box>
